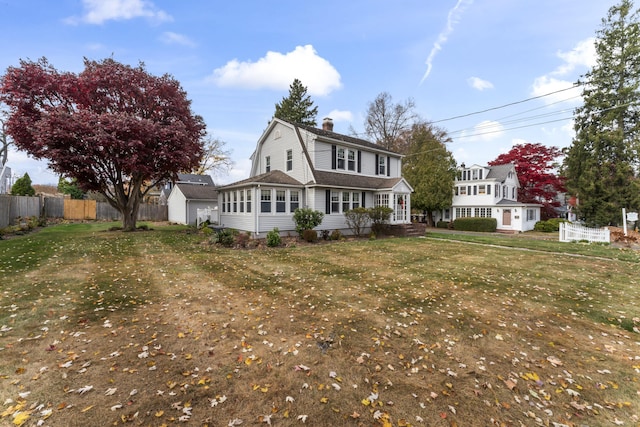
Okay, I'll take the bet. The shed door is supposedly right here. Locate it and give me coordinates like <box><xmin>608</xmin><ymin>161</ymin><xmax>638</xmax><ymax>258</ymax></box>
<box><xmin>502</xmin><ymin>209</ymin><xmax>511</xmax><ymax>226</ymax></box>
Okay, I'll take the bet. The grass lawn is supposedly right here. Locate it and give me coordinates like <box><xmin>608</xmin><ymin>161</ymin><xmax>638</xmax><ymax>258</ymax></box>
<box><xmin>1</xmin><ymin>223</ymin><xmax>639</xmax><ymax>426</ymax></box>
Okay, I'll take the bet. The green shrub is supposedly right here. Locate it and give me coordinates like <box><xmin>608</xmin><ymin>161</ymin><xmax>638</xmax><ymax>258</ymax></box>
<box><xmin>266</xmin><ymin>228</ymin><xmax>281</xmax><ymax>247</ymax></box>
<box><xmin>344</xmin><ymin>207</ymin><xmax>369</xmax><ymax>237</ymax></box>
<box><xmin>201</xmin><ymin>226</ymin><xmax>213</xmax><ymax>236</ymax></box>
<box><xmin>436</xmin><ymin>221</ymin><xmax>451</xmax><ymax>229</ymax></box>
<box><xmin>320</xmin><ymin>230</ymin><xmax>331</xmax><ymax>241</ymax></box>
<box><xmin>453</xmin><ymin>217</ymin><xmax>497</xmax><ymax>232</ymax></box>
<box><xmin>292</xmin><ymin>208</ymin><xmax>324</xmax><ymax>236</ymax></box>
<box><xmin>534</xmin><ymin>218</ymin><xmax>568</xmax><ymax>232</ymax></box>
<box><xmin>330</xmin><ymin>229</ymin><xmax>343</xmax><ymax>240</ymax></box>
<box><xmin>211</xmin><ymin>228</ymin><xmax>238</xmax><ymax>246</ymax></box>
<box><xmin>368</xmin><ymin>206</ymin><xmax>393</xmax><ymax>234</ymax></box>
<box><xmin>302</xmin><ymin>229</ymin><xmax>318</xmax><ymax>243</ymax></box>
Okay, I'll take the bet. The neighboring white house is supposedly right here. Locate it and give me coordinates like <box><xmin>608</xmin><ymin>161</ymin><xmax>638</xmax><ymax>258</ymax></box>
<box><xmin>0</xmin><ymin>164</ymin><xmax>10</xmax><ymax>194</ymax></box>
<box><xmin>447</xmin><ymin>163</ymin><xmax>541</xmax><ymax>232</ymax></box>
<box><xmin>167</xmin><ymin>183</ymin><xmax>218</xmax><ymax>226</ymax></box>
<box><xmin>217</xmin><ymin>117</ymin><xmax>413</xmax><ymax>236</ymax></box>
<box><xmin>159</xmin><ymin>173</ymin><xmax>215</xmax><ymax>205</ymax></box>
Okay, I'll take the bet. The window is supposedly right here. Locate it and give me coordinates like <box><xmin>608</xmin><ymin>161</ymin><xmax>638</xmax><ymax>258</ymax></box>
<box><xmin>459</xmin><ymin>186</ymin><xmax>467</xmax><ymax>195</ymax></box>
<box><xmin>276</xmin><ymin>190</ymin><xmax>286</xmax><ymax>213</ymax></box>
<box><xmin>261</xmin><ymin>189</ymin><xmax>271</xmax><ymax>213</ymax></box>
<box><xmin>347</xmin><ymin>150</ymin><xmax>356</xmax><ymax>171</ymax></box>
<box><xmin>479</xmin><ymin>169</ymin><xmax>483</xmax><ymax>179</ymax></box>
<box><xmin>456</xmin><ymin>207</ymin><xmax>472</xmax><ymax>218</ymax></box>
<box><xmin>239</xmin><ymin>190</ymin><xmax>245</xmax><ymax>213</ymax></box>
<box><xmin>342</xmin><ymin>192</ymin><xmax>351</xmax><ymax>212</ymax></box>
<box><xmin>290</xmin><ymin>191</ymin><xmax>300</xmax><ymax>212</ymax></box>
<box><xmin>512</xmin><ymin>187</ymin><xmax>516</xmax><ymax>199</ymax></box>
<box><xmin>527</xmin><ymin>209</ymin><xmax>536</xmax><ymax>221</ymax></box>
<box><xmin>444</xmin><ymin>208</ymin><xmax>450</xmax><ymax>220</ymax></box>
<box><xmin>226</xmin><ymin>192</ymin><xmax>231</xmax><ymax>213</ymax></box>
<box><xmin>487</xmin><ymin>185</ymin><xmax>491</xmax><ymax>195</ymax></box>
<box><xmin>352</xmin><ymin>192</ymin><xmax>360</xmax><ymax>209</ymax></box>
<box><xmin>473</xmin><ymin>186</ymin><xmax>477</xmax><ymax>195</ymax></box>
<box><xmin>232</xmin><ymin>191</ymin><xmax>237</xmax><ymax>213</ymax></box>
<box><xmin>503</xmin><ymin>186</ymin><xmax>508</xmax><ymax>198</ymax></box>
<box><xmin>286</xmin><ymin>149</ymin><xmax>293</xmax><ymax>171</ymax></box>
<box><xmin>331</xmin><ymin>191</ymin><xmax>340</xmax><ymax>213</ymax></box>
<box><xmin>375</xmin><ymin>193</ymin><xmax>389</xmax><ymax>208</ymax></box>
<box><xmin>495</xmin><ymin>184</ymin><xmax>499</xmax><ymax>195</ymax></box>
<box><xmin>337</xmin><ymin>148</ymin><xmax>345</xmax><ymax>169</ymax></box>
<box><xmin>221</xmin><ymin>193</ymin><xmax>226</xmax><ymax>213</ymax></box>
<box><xmin>467</xmin><ymin>186</ymin><xmax>471</xmax><ymax>195</ymax></box>
<box><xmin>454</xmin><ymin>187</ymin><xmax>459</xmax><ymax>196</ymax></box>
<box><xmin>474</xmin><ymin>208</ymin><xmax>492</xmax><ymax>218</ymax></box>
<box><xmin>478</xmin><ymin>185</ymin><xmax>486</xmax><ymax>195</ymax></box>
<box><xmin>378</xmin><ymin>156</ymin><xmax>386</xmax><ymax>175</ymax></box>
<box><xmin>265</xmin><ymin>156</ymin><xmax>271</xmax><ymax>173</ymax></box>
<box><xmin>246</xmin><ymin>190</ymin><xmax>252</xmax><ymax>213</ymax></box>
<box><xmin>472</xmin><ymin>169</ymin><xmax>478</xmax><ymax>180</ymax></box>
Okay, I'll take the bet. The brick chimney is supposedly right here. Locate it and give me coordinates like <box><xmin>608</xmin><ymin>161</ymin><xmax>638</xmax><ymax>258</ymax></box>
<box><xmin>322</xmin><ymin>117</ymin><xmax>333</xmax><ymax>132</ymax></box>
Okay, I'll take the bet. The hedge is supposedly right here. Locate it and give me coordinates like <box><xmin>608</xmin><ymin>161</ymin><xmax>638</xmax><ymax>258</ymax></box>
<box><xmin>453</xmin><ymin>217</ymin><xmax>497</xmax><ymax>232</ymax></box>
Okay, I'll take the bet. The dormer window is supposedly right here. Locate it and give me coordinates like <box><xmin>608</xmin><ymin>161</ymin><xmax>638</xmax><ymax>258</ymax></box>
<box><xmin>265</xmin><ymin>156</ymin><xmax>271</xmax><ymax>173</ymax></box>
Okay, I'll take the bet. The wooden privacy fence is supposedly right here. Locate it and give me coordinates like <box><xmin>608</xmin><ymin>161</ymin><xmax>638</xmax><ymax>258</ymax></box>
<box><xmin>559</xmin><ymin>222</ymin><xmax>610</xmax><ymax>243</ymax></box>
<box><xmin>0</xmin><ymin>195</ymin><xmax>167</xmax><ymax>227</ymax></box>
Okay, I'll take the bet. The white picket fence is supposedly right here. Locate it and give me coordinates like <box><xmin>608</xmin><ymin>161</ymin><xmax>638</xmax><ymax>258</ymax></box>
<box><xmin>196</xmin><ymin>207</ymin><xmax>218</xmax><ymax>228</ymax></box>
<box><xmin>559</xmin><ymin>222</ymin><xmax>610</xmax><ymax>243</ymax></box>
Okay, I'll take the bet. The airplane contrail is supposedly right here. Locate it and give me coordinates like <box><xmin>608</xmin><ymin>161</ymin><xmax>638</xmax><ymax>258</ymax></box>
<box><xmin>420</xmin><ymin>0</ymin><xmax>474</xmax><ymax>85</ymax></box>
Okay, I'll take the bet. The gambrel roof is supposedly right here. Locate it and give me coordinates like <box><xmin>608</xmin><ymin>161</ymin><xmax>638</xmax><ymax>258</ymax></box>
<box><xmin>311</xmin><ymin>170</ymin><xmax>405</xmax><ymax>191</ymax></box>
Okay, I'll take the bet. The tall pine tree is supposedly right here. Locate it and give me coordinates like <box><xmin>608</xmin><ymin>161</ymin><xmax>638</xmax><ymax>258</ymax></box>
<box><xmin>563</xmin><ymin>0</ymin><xmax>640</xmax><ymax>226</ymax></box>
<box><xmin>274</xmin><ymin>79</ymin><xmax>318</xmax><ymax>126</ymax></box>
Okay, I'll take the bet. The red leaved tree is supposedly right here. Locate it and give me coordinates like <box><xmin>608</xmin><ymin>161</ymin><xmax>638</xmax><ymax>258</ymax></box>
<box><xmin>488</xmin><ymin>143</ymin><xmax>565</xmax><ymax>220</ymax></box>
<box><xmin>1</xmin><ymin>58</ymin><xmax>206</xmax><ymax>230</ymax></box>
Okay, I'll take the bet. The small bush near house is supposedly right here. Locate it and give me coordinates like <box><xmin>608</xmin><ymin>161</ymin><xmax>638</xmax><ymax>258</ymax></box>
<box><xmin>266</xmin><ymin>228</ymin><xmax>281</xmax><ymax>247</ymax></box>
<box><xmin>211</xmin><ymin>228</ymin><xmax>238</xmax><ymax>247</ymax></box>
<box><xmin>293</xmin><ymin>208</ymin><xmax>324</xmax><ymax>237</ymax></box>
<box><xmin>368</xmin><ymin>206</ymin><xmax>393</xmax><ymax>234</ymax></box>
<box><xmin>330</xmin><ymin>229</ymin><xmax>343</xmax><ymax>240</ymax></box>
<box><xmin>344</xmin><ymin>207</ymin><xmax>369</xmax><ymax>237</ymax></box>
<box><xmin>534</xmin><ymin>218</ymin><xmax>568</xmax><ymax>232</ymax></box>
<box><xmin>453</xmin><ymin>217</ymin><xmax>497</xmax><ymax>232</ymax></box>
<box><xmin>320</xmin><ymin>230</ymin><xmax>331</xmax><ymax>241</ymax></box>
<box><xmin>302</xmin><ymin>229</ymin><xmax>318</xmax><ymax>243</ymax></box>
<box><xmin>436</xmin><ymin>221</ymin><xmax>452</xmax><ymax>229</ymax></box>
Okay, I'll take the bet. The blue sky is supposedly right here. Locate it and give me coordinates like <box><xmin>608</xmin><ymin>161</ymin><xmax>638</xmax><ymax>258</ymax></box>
<box><xmin>1</xmin><ymin>0</ymin><xmax>616</xmax><ymax>186</ymax></box>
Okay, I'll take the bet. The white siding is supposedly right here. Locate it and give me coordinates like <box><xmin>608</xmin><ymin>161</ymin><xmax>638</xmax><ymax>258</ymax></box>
<box><xmin>313</xmin><ymin>140</ymin><xmax>333</xmax><ymax>170</ymax></box>
<box><xmin>167</xmin><ymin>188</ymin><xmax>187</xmax><ymax>224</ymax></box>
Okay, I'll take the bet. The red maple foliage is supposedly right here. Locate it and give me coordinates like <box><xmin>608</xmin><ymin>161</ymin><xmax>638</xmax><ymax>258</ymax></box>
<box><xmin>1</xmin><ymin>58</ymin><xmax>206</xmax><ymax>230</ymax></box>
<box><xmin>488</xmin><ymin>143</ymin><xmax>566</xmax><ymax>220</ymax></box>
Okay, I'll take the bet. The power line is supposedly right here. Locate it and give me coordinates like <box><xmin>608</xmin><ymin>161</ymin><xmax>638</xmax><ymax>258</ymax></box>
<box><xmin>431</xmin><ymin>83</ymin><xmax>582</xmax><ymax>124</ymax></box>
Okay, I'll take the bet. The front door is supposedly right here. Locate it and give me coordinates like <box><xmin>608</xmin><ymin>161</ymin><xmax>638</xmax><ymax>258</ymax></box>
<box><xmin>502</xmin><ymin>209</ymin><xmax>511</xmax><ymax>226</ymax></box>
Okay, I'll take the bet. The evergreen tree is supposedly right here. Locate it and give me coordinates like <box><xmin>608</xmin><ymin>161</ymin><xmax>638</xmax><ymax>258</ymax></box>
<box><xmin>274</xmin><ymin>79</ymin><xmax>318</xmax><ymax>126</ymax></box>
<box><xmin>402</xmin><ymin>121</ymin><xmax>456</xmax><ymax>226</ymax></box>
<box><xmin>58</xmin><ymin>176</ymin><xmax>85</xmax><ymax>199</ymax></box>
<box><xmin>11</xmin><ymin>173</ymin><xmax>35</xmax><ymax>196</ymax></box>
<box><xmin>563</xmin><ymin>0</ymin><xmax>640</xmax><ymax>226</ymax></box>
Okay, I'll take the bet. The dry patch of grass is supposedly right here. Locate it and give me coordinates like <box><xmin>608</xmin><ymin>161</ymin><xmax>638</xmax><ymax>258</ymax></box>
<box><xmin>1</xmin><ymin>225</ymin><xmax>639</xmax><ymax>427</ymax></box>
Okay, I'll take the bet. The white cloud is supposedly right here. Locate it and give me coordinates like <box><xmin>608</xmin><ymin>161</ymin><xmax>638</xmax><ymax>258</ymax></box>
<box><xmin>553</xmin><ymin>38</ymin><xmax>597</xmax><ymax>76</ymax></box>
<box><xmin>325</xmin><ymin>110</ymin><xmax>353</xmax><ymax>122</ymax></box>
<box><xmin>209</xmin><ymin>45</ymin><xmax>342</xmax><ymax>96</ymax></box>
<box><xmin>160</xmin><ymin>32</ymin><xmax>196</xmax><ymax>48</ymax></box>
<box><xmin>467</xmin><ymin>76</ymin><xmax>494</xmax><ymax>91</ymax></box>
<box><xmin>420</xmin><ymin>0</ymin><xmax>474</xmax><ymax>84</ymax></box>
<box><xmin>67</xmin><ymin>0</ymin><xmax>172</xmax><ymax>25</ymax></box>
<box><xmin>531</xmin><ymin>38</ymin><xmax>596</xmax><ymax>105</ymax></box>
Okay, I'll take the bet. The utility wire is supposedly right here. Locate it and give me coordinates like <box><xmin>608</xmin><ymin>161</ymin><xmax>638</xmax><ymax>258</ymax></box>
<box><xmin>431</xmin><ymin>83</ymin><xmax>582</xmax><ymax>124</ymax></box>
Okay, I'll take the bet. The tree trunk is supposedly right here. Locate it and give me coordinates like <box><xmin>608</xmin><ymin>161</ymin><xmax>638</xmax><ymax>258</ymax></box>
<box><xmin>122</xmin><ymin>207</ymin><xmax>138</xmax><ymax>231</ymax></box>
<box><xmin>424</xmin><ymin>210</ymin><xmax>435</xmax><ymax>227</ymax></box>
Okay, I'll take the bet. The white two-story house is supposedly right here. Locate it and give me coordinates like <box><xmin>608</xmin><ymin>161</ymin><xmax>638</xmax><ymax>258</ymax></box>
<box><xmin>217</xmin><ymin>117</ymin><xmax>413</xmax><ymax>236</ymax></box>
<box><xmin>450</xmin><ymin>163</ymin><xmax>541</xmax><ymax>232</ymax></box>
